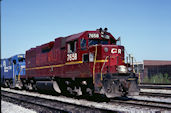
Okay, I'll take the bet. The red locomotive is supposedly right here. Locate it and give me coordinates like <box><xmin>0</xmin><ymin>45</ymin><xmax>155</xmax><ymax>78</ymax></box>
<box><xmin>23</xmin><ymin>28</ymin><xmax>139</xmax><ymax>98</ymax></box>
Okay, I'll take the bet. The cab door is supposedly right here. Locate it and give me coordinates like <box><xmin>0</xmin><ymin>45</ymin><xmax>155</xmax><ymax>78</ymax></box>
<box><xmin>78</xmin><ymin>38</ymin><xmax>91</xmax><ymax>78</ymax></box>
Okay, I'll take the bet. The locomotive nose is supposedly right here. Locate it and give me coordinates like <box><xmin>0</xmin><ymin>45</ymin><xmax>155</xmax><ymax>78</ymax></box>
<box><xmin>100</xmin><ymin>45</ymin><xmax>125</xmax><ymax>74</ymax></box>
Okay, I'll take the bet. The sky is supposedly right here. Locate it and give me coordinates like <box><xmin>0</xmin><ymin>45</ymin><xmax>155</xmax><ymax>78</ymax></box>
<box><xmin>1</xmin><ymin>0</ymin><xmax>171</xmax><ymax>61</ymax></box>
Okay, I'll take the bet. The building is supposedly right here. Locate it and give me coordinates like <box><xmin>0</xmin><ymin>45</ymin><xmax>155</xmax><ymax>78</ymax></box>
<box><xmin>134</xmin><ymin>60</ymin><xmax>171</xmax><ymax>83</ymax></box>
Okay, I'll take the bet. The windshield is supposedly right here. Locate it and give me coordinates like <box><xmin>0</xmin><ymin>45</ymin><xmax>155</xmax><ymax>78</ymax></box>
<box><xmin>88</xmin><ymin>39</ymin><xmax>108</xmax><ymax>46</ymax></box>
<box><xmin>18</xmin><ymin>58</ymin><xmax>25</xmax><ymax>62</ymax></box>
<box><xmin>101</xmin><ymin>40</ymin><xmax>108</xmax><ymax>44</ymax></box>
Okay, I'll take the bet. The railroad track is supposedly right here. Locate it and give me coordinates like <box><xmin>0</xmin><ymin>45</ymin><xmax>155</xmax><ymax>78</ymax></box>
<box><xmin>111</xmin><ymin>97</ymin><xmax>171</xmax><ymax>110</ymax></box>
<box><xmin>1</xmin><ymin>88</ymin><xmax>171</xmax><ymax>113</ymax></box>
<box><xmin>139</xmin><ymin>83</ymin><xmax>171</xmax><ymax>98</ymax></box>
<box><xmin>139</xmin><ymin>92</ymin><xmax>171</xmax><ymax>98</ymax></box>
<box><xmin>2</xmin><ymin>91</ymin><xmax>68</xmax><ymax>113</ymax></box>
<box><xmin>112</xmin><ymin>83</ymin><xmax>171</xmax><ymax>110</ymax></box>
<box><xmin>1</xmin><ymin>89</ymin><xmax>114</xmax><ymax>113</ymax></box>
<box><xmin>139</xmin><ymin>84</ymin><xmax>171</xmax><ymax>90</ymax></box>
<box><xmin>140</xmin><ymin>83</ymin><xmax>171</xmax><ymax>85</ymax></box>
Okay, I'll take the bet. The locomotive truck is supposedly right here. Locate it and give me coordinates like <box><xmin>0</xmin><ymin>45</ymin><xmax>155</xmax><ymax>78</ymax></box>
<box><xmin>1</xmin><ymin>28</ymin><xmax>139</xmax><ymax>98</ymax></box>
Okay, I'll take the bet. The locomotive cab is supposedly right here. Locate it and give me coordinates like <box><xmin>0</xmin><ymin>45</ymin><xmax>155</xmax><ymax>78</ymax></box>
<box><xmin>76</xmin><ymin>29</ymin><xmax>140</xmax><ymax>97</ymax></box>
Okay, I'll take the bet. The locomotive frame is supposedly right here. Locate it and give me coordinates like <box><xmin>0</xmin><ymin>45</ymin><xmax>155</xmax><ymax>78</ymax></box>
<box><xmin>1</xmin><ymin>28</ymin><xmax>140</xmax><ymax>98</ymax></box>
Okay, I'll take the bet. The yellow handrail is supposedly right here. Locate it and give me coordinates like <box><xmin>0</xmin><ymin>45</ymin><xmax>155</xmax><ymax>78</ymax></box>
<box><xmin>18</xmin><ymin>67</ymin><xmax>23</xmax><ymax>81</ymax></box>
<box><xmin>100</xmin><ymin>55</ymin><xmax>125</xmax><ymax>80</ymax></box>
<box><xmin>100</xmin><ymin>56</ymin><xmax>109</xmax><ymax>81</ymax></box>
<box><xmin>138</xmin><ymin>72</ymin><xmax>141</xmax><ymax>84</ymax></box>
<box><xmin>93</xmin><ymin>45</ymin><xmax>97</xmax><ymax>84</ymax></box>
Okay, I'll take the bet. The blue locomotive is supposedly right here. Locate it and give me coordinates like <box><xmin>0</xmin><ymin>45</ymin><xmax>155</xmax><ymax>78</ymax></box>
<box><xmin>1</xmin><ymin>54</ymin><xmax>25</xmax><ymax>88</ymax></box>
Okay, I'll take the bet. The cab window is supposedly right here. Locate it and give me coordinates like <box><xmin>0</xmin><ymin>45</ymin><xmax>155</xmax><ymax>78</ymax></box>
<box><xmin>88</xmin><ymin>40</ymin><xmax>99</xmax><ymax>46</ymax></box>
<box><xmin>18</xmin><ymin>58</ymin><xmax>25</xmax><ymax>62</ymax></box>
<box><xmin>88</xmin><ymin>39</ymin><xmax>108</xmax><ymax>46</ymax></box>
<box><xmin>80</xmin><ymin>38</ymin><xmax>86</xmax><ymax>50</ymax></box>
<box><xmin>110</xmin><ymin>38</ymin><xmax>116</xmax><ymax>45</ymax></box>
<box><xmin>83</xmin><ymin>53</ymin><xmax>89</xmax><ymax>62</ymax></box>
<box><xmin>101</xmin><ymin>40</ymin><xmax>108</xmax><ymax>44</ymax></box>
<box><xmin>67</xmin><ymin>40</ymin><xmax>77</xmax><ymax>53</ymax></box>
<box><xmin>13</xmin><ymin>60</ymin><xmax>16</xmax><ymax>64</ymax></box>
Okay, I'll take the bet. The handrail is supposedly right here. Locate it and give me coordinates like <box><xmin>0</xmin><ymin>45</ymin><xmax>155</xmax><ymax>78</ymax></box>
<box><xmin>18</xmin><ymin>66</ymin><xmax>25</xmax><ymax>81</ymax></box>
<box><xmin>18</xmin><ymin>68</ymin><xmax>23</xmax><ymax>81</ymax></box>
<box><xmin>93</xmin><ymin>45</ymin><xmax>97</xmax><ymax>84</ymax></box>
<box><xmin>100</xmin><ymin>55</ymin><xmax>125</xmax><ymax>80</ymax></box>
<box><xmin>100</xmin><ymin>56</ymin><xmax>109</xmax><ymax>80</ymax></box>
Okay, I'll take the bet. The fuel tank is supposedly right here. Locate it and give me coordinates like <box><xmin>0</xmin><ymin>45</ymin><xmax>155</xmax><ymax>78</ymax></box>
<box><xmin>36</xmin><ymin>81</ymin><xmax>61</xmax><ymax>93</ymax></box>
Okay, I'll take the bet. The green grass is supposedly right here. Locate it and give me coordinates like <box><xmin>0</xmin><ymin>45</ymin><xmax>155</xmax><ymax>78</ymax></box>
<box><xmin>142</xmin><ymin>73</ymin><xmax>171</xmax><ymax>83</ymax></box>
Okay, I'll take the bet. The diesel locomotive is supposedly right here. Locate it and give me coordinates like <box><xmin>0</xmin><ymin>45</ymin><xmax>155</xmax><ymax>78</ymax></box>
<box><xmin>1</xmin><ymin>28</ymin><xmax>139</xmax><ymax>98</ymax></box>
<box><xmin>1</xmin><ymin>54</ymin><xmax>25</xmax><ymax>88</ymax></box>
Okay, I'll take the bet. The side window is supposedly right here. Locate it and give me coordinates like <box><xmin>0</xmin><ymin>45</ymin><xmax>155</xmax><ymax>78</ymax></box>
<box><xmin>67</xmin><ymin>40</ymin><xmax>77</xmax><ymax>53</ymax></box>
<box><xmin>13</xmin><ymin>60</ymin><xmax>16</xmax><ymax>64</ymax></box>
<box><xmin>110</xmin><ymin>38</ymin><xmax>116</xmax><ymax>45</ymax></box>
<box><xmin>83</xmin><ymin>53</ymin><xmax>89</xmax><ymax>62</ymax></box>
<box><xmin>8</xmin><ymin>59</ymin><xmax>12</xmax><ymax>65</ymax></box>
<box><xmin>80</xmin><ymin>38</ymin><xmax>86</xmax><ymax>50</ymax></box>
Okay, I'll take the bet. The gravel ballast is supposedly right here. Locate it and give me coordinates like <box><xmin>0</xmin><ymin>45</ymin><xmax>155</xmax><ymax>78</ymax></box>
<box><xmin>1</xmin><ymin>101</ymin><xmax>37</xmax><ymax>113</ymax></box>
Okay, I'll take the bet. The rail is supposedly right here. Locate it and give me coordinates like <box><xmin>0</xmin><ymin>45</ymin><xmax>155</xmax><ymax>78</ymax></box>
<box><xmin>2</xmin><ymin>87</ymin><xmax>171</xmax><ymax>112</ymax></box>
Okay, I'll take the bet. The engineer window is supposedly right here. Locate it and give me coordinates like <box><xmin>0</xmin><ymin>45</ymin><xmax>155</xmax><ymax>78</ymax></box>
<box><xmin>83</xmin><ymin>53</ymin><xmax>89</xmax><ymax>62</ymax></box>
<box><xmin>88</xmin><ymin>39</ymin><xmax>108</xmax><ymax>46</ymax></box>
<box><xmin>67</xmin><ymin>40</ymin><xmax>77</xmax><ymax>53</ymax></box>
<box><xmin>80</xmin><ymin>38</ymin><xmax>86</xmax><ymax>50</ymax></box>
<box><xmin>110</xmin><ymin>39</ymin><xmax>116</xmax><ymax>45</ymax></box>
<box><xmin>18</xmin><ymin>58</ymin><xmax>25</xmax><ymax>62</ymax></box>
<box><xmin>13</xmin><ymin>60</ymin><xmax>16</xmax><ymax>64</ymax></box>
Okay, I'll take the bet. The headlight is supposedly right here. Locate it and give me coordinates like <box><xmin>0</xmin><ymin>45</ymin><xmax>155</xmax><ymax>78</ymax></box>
<box><xmin>21</xmin><ymin>65</ymin><xmax>26</xmax><ymax>69</ymax></box>
<box><xmin>104</xmin><ymin>47</ymin><xmax>108</xmax><ymax>52</ymax></box>
<box><xmin>117</xmin><ymin>65</ymin><xmax>128</xmax><ymax>73</ymax></box>
<box><xmin>104</xmin><ymin>35</ymin><xmax>110</xmax><ymax>39</ymax></box>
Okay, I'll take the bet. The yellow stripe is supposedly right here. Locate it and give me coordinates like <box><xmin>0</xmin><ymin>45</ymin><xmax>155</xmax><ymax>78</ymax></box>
<box><xmin>128</xmin><ymin>78</ymin><xmax>136</xmax><ymax>80</ymax></box>
<box><xmin>53</xmin><ymin>64</ymin><xmax>65</xmax><ymax>68</ymax></box>
<box><xmin>65</xmin><ymin>61</ymin><xmax>83</xmax><ymax>65</ymax></box>
<box><xmin>26</xmin><ymin>61</ymin><xmax>83</xmax><ymax>70</ymax></box>
<box><xmin>96</xmin><ymin>60</ymin><xmax>108</xmax><ymax>63</ymax></box>
<box><xmin>37</xmin><ymin>65</ymin><xmax>51</xmax><ymax>69</ymax></box>
<box><xmin>26</xmin><ymin>59</ymin><xmax>108</xmax><ymax>71</ymax></box>
<box><xmin>26</xmin><ymin>66</ymin><xmax>50</xmax><ymax>70</ymax></box>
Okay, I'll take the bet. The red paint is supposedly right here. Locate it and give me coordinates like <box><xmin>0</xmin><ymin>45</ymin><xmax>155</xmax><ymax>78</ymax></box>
<box><xmin>26</xmin><ymin>29</ymin><xmax>126</xmax><ymax>79</ymax></box>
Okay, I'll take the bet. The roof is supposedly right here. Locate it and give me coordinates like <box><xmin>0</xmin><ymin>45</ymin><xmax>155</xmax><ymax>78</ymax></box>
<box><xmin>143</xmin><ymin>60</ymin><xmax>171</xmax><ymax>66</ymax></box>
<box><xmin>66</xmin><ymin>31</ymin><xmax>85</xmax><ymax>42</ymax></box>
